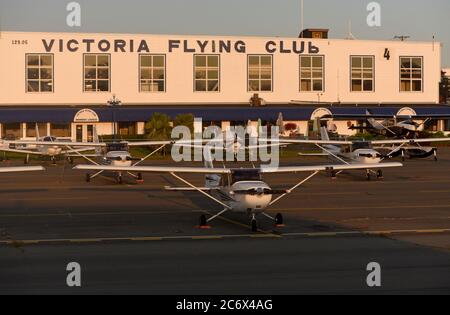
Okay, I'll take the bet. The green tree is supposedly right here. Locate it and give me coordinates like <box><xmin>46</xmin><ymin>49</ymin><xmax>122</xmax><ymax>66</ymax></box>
<box><xmin>173</xmin><ymin>113</ymin><xmax>195</xmax><ymax>134</ymax></box>
<box><xmin>145</xmin><ymin>112</ymin><xmax>172</xmax><ymax>141</ymax></box>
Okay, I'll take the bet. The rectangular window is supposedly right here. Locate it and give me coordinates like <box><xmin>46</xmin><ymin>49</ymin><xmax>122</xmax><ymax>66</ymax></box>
<box><xmin>26</xmin><ymin>54</ymin><xmax>53</xmax><ymax>93</ymax></box>
<box><xmin>26</xmin><ymin>123</ymin><xmax>47</xmax><ymax>138</ymax></box>
<box><xmin>300</xmin><ymin>55</ymin><xmax>324</xmax><ymax>92</ymax></box>
<box><xmin>194</xmin><ymin>55</ymin><xmax>220</xmax><ymax>92</ymax></box>
<box><xmin>351</xmin><ymin>56</ymin><xmax>374</xmax><ymax>92</ymax></box>
<box><xmin>248</xmin><ymin>55</ymin><xmax>273</xmax><ymax>92</ymax></box>
<box><xmin>51</xmin><ymin>123</ymin><xmax>71</xmax><ymax>138</ymax></box>
<box><xmin>140</xmin><ymin>55</ymin><xmax>166</xmax><ymax>92</ymax></box>
<box><xmin>400</xmin><ymin>57</ymin><xmax>423</xmax><ymax>92</ymax></box>
<box><xmin>2</xmin><ymin>123</ymin><xmax>22</xmax><ymax>140</ymax></box>
<box><xmin>84</xmin><ymin>54</ymin><xmax>110</xmax><ymax>92</ymax></box>
<box><xmin>118</xmin><ymin>122</ymin><xmax>137</xmax><ymax>136</ymax></box>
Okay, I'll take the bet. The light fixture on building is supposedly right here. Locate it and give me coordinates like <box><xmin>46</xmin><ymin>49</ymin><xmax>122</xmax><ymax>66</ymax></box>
<box><xmin>107</xmin><ymin>94</ymin><xmax>122</xmax><ymax>140</ymax></box>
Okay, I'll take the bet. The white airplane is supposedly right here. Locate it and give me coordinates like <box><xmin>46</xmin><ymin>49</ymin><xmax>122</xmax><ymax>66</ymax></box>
<box><xmin>1</xmin><ymin>125</ymin><xmax>96</xmax><ymax>164</ymax></box>
<box><xmin>73</xmin><ymin>147</ymin><xmax>402</xmax><ymax>232</ymax></box>
<box><xmin>323</xmin><ymin>110</ymin><xmax>450</xmax><ymax>138</ymax></box>
<box><xmin>292</xmin><ymin>127</ymin><xmax>450</xmax><ymax>179</ymax></box>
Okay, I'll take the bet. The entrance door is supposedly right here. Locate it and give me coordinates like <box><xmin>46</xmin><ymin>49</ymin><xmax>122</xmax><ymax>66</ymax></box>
<box><xmin>76</xmin><ymin>125</ymin><xmax>83</xmax><ymax>142</ymax></box>
<box><xmin>87</xmin><ymin>125</ymin><xmax>94</xmax><ymax>142</ymax></box>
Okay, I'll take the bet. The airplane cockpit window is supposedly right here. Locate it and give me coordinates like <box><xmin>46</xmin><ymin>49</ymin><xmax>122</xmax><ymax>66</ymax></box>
<box><xmin>43</xmin><ymin>136</ymin><xmax>57</xmax><ymax>142</ymax></box>
<box><xmin>106</xmin><ymin>142</ymin><xmax>129</xmax><ymax>152</ymax></box>
<box><xmin>231</xmin><ymin>169</ymin><xmax>261</xmax><ymax>184</ymax></box>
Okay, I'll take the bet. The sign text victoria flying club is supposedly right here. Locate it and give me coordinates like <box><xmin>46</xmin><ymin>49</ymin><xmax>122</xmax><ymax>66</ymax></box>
<box><xmin>40</xmin><ymin>38</ymin><xmax>320</xmax><ymax>54</ymax></box>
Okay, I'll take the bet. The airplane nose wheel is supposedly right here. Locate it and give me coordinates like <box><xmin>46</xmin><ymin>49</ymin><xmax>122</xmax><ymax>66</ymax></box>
<box><xmin>376</xmin><ymin>170</ymin><xmax>383</xmax><ymax>179</ymax></box>
<box><xmin>366</xmin><ymin>170</ymin><xmax>371</xmax><ymax>181</ymax></box>
<box><xmin>251</xmin><ymin>214</ymin><xmax>258</xmax><ymax>232</ymax></box>
<box><xmin>275</xmin><ymin>213</ymin><xmax>284</xmax><ymax>226</ymax></box>
<box><xmin>199</xmin><ymin>214</ymin><xmax>207</xmax><ymax>227</ymax></box>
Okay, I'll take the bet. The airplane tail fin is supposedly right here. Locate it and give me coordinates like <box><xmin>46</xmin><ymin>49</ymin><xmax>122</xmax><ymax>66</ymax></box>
<box><xmin>320</xmin><ymin>127</ymin><xmax>330</xmax><ymax>141</ymax></box>
<box><xmin>35</xmin><ymin>123</ymin><xmax>40</xmax><ymax>141</ymax></box>
<box><xmin>203</xmin><ymin>145</ymin><xmax>220</xmax><ymax>188</ymax></box>
<box><xmin>93</xmin><ymin>126</ymin><xmax>101</xmax><ymax>155</ymax></box>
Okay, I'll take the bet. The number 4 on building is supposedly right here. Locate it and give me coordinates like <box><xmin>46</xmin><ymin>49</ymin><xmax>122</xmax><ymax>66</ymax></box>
<box><xmin>384</xmin><ymin>48</ymin><xmax>391</xmax><ymax>60</ymax></box>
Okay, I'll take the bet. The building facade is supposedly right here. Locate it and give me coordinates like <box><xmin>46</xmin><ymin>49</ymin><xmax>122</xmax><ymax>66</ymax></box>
<box><xmin>0</xmin><ymin>30</ymin><xmax>446</xmax><ymax>140</ymax></box>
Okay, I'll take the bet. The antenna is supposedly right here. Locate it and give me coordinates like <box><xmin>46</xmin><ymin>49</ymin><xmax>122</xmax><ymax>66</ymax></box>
<box><xmin>347</xmin><ymin>20</ymin><xmax>356</xmax><ymax>40</ymax></box>
<box><xmin>300</xmin><ymin>0</ymin><xmax>304</xmax><ymax>37</ymax></box>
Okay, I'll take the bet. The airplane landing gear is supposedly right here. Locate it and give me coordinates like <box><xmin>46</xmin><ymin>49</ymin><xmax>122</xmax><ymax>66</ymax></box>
<box><xmin>376</xmin><ymin>170</ymin><xmax>383</xmax><ymax>179</ymax></box>
<box><xmin>117</xmin><ymin>175</ymin><xmax>123</xmax><ymax>184</ymax></box>
<box><xmin>24</xmin><ymin>154</ymin><xmax>30</xmax><ymax>165</ymax></box>
<box><xmin>51</xmin><ymin>157</ymin><xmax>57</xmax><ymax>165</ymax></box>
<box><xmin>275</xmin><ymin>213</ymin><xmax>284</xmax><ymax>226</ymax></box>
<box><xmin>366</xmin><ymin>170</ymin><xmax>371</xmax><ymax>181</ymax></box>
<box><xmin>251</xmin><ymin>214</ymin><xmax>258</xmax><ymax>232</ymax></box>
<box><xmin>86</xmin><ymin>173</ymin><xmax>91</xmax><ymax>183</ymax></box>
<box><xmin>434</xmin><ymin>149</ymin><xmax>438</xmax><ymax>162</ymax></box>
<box><xmin>199</xmin><ymin>214</ymin><xmax>208</xmax><ymax>227</ymax></box>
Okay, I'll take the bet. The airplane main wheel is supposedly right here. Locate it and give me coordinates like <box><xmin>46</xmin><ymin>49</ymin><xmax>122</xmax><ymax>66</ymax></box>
<box><xmin>86</xmin><ymin>174</ymin><xmax>91</xmax><ymax>183</ymax></box>
<box><xmin>275</xmin><ymin>213</ymin><xmax>284</xmax><ymax>226</ymax></box>
<box><xmin>251</xmin><ymin>219</ymin><xmax>258</xmax><ymax>232</ymax></box>
<box><xmin>377</xmin><ymin>170</ymin><xmax>383</xmax><ymax>179</ymax></box>
<box><xmin>199</xmin><ymin>215</ymin><xmax>207</xmax><ymax>227</ymax></box>
<box><xmin>137</xmin><ymin>173</ymin><xmax>143</xmax><ymax>181</ymax></box>
<box><xmin>118</xmin><ymin>176</ymin><xmax>123</xmax><ymax>184</ymax></box>
<box><xmin>366</xmin><ymin>173</ymin><xmax>371</xmax><ymax>181</ymax></box>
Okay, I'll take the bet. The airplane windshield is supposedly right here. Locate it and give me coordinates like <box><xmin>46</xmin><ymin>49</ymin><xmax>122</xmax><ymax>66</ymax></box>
<box><xmin>43</xmin><ymin>136</ymin><xmax>57</xmax><ymax>142</ymax></box>
<box><xmin>106</xmin><ymin>142</ymin><xmax>129</xmax><ymax>152</ymax></box>
<box><xmin>231</xmin><ymin>169</ymin><xmax>262</xmax><ymax>184</ymax></box>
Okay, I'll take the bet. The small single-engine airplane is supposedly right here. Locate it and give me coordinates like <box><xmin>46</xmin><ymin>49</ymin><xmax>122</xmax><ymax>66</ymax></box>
<box><xmin>0</xmin><ymin>125</ymin><xmax>96</xmax><ymax>164</ymax></box>
<box><xmin>292</xmin><ymin>127</ymin><xmax>450</xmax><ymax>179</ymax></box>
<box><xmin>73</xmin><ymin>146</ymin><xmax>402</xmax><ymax>232</ymax></box>
<box><xmin>322</xmin><ymin>110</ymin><xmax>450</xmax><ymax>138</ymax></box>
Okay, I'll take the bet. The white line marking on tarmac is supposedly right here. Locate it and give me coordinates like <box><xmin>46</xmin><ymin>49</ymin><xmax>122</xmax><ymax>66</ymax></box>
<box><xmin>1</xmin><ymin>228</ymin><xmax>450</xmax><ymax>246</ymax></box>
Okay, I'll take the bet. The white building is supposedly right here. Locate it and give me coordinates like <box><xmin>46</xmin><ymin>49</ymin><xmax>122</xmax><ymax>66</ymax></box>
<box><xmin>0</xmin><ymin>30</ymin><xmax>446</xmax><ymax>140</ymax></box>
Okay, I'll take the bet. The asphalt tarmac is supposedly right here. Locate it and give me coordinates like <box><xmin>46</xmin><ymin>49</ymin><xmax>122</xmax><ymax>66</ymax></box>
<box><xmin>0</xmin><ymin>150</ymin><xmax>449</xmax><ymax>294</ymax></box>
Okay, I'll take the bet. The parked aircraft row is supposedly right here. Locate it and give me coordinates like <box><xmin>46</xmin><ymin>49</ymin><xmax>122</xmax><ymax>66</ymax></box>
<box><xmin>2</xmin><ymin>126</ymin><xmax>450</xmax><ymax>231</ymax></box>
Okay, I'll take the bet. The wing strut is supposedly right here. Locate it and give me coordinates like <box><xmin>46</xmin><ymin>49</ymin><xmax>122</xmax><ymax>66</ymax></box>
<box><xmin>133</xmin><ymin>144</ymin><xmax>167</xmax><ymax>167</ymax></box>
<box><xmin>269</xmin><ymin>171</ymin><xmax>319</xmax><ymax>206</ymax></box>
<box><xmin>314</xmin><ymin>144</ymin><xmax>349</xmax><ymax>165</ymax></box>
<box><xmin>169</xmin><ymin>172</ymin><xmax>233</xmax><ymax>211</ymax></box>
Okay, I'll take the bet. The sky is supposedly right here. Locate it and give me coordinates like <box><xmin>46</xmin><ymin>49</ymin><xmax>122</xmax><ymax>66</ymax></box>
<box><xmin>1</xmin><ymin>0</ymin><xmax>449</xmax><ymax>66</ymax></box>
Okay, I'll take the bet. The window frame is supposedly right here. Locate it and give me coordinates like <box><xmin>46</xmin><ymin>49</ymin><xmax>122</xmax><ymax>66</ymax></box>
<box><xmin>350</xmin><ymin>55</ymin><xmax>375</xmax><ymax>93</ymax></box>
<box><xmin>399</xmin><ymin>56</ymin><xmax>424</xmax><ymax>93</ymax></box>
<box><xmin>83</xmin><ymin>53</ymin><xmax>111</xmax><ymax>93</ymax></box>
<box><xmin>299</xmin><ymin>55</ymin><xmax>325</xmax><ymax>93</ymax></box>
<box><xmin>193</xmin><ymin>54</ymin><xmax>221</xmax><ymax>93</ymax></box>
<box><xmin>139</xmin><ymin>54</ymin><xmax>167</xmax><ymax>93</ymax></box>
<box><xmin>25</xmin><ymin>53</ymin><xmax>54</xmax><ymax>93</ymax></box>
<box><xmin>247</xmin><ymin>54</ymin><xmax>274</xmax><ymax>93</ymax></box>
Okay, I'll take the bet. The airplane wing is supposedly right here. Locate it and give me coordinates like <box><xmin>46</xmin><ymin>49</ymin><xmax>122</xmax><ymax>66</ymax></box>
<box><xmin>260</xmin><ymin>162</ymin><xmax>402</xmax><ymax>173</ymax></box>
<box><xmin>0</xmin><ymin>148</ymin><xmax>44</xmax><ymax>155</ymax></box>
<box><xmin>74</xmin><ymin>162</ymin><xmax>402</xmax><ymax>174</ymax></box>
<box><xmin>8</xmin><ymin>140</ymin><xmax>107</xmax><ymax>147</ymax></box>
<box><xmin>73</xmin><ymin>165</ymin><xmax>232</xmax><ymax>174</ymax></box>
<box><xmin>371</xmin><ymin>138</ymin><xmax>450</xmax><ymax>145</ymax></box>
<box><xmin>258</xmin><ymin>139</ymin><xmax>353</xmax><ymax>145</ymax></box>
<box><xmin>0</xmin><ymin>166</ymin><xmax>45</xmax><ymax>173</ymax></box>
